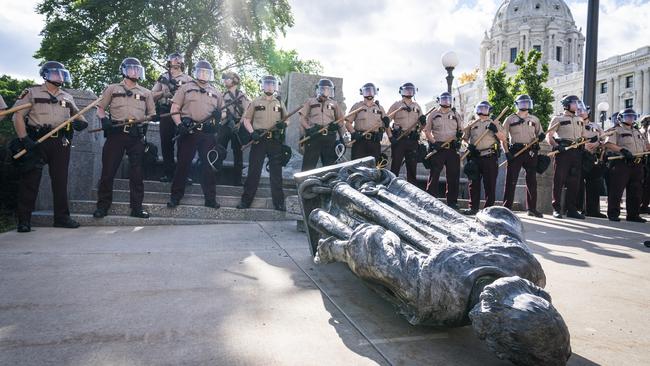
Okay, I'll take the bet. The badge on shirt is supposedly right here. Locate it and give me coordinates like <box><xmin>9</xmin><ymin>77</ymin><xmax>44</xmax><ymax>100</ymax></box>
<box><xmin>60</xmin><ymin>100</ymin><xmax>67</xmax><ymax>108</ymax></box>
<box><xmin>326</xmin><ymin>104</ymin><xmax>333</xmax><ymax>110</ymax></box>
<box><xmin>273</xmin><ymin>105</ymin><xmax>281</xmax><ymax>112</ymax></box>
<box><xmin>135</xmin><ymin>94</ymin><xmax>142</xmax><ymax>100</ymax></box>
<box><xmin>208</xmin><ymin>92</ymin><xmax>213</xmax><ymax>97</ymax></box>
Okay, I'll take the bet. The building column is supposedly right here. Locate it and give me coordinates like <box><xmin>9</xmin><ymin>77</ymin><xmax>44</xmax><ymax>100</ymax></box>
<box><xmin>609</xmin><ymin>77</ymin><xmax>617</xmax><ymax>115</ymax></box>
<box><xmin>636</xmin><ymin>70</ymin><xmax>644</xmax><ymax>113</ymax></box>
<box><xmin>644</xmin><ymin>67</ymin><xmax>650</xmax><ymax>115</ymax></box>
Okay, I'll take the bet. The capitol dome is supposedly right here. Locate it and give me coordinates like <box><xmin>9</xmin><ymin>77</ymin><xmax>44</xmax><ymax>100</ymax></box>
<box><xmin>480</xmin><ymin>0</ymin><xmax>585</xmax><ymax>77</ymax></box>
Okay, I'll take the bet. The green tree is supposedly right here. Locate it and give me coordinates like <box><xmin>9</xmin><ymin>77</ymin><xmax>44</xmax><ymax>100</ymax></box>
<box><xmin>511</xmin><ymin>50</ymin><xmax>555</xmax><ymax>129</ymax></box>
<box><xmin>0</xmin><ymin>75</ymin><xmax>37</xmax><ymax>142</ymax></box>
<box><xmin>35</xmin><ymin>0</ymin><xmax>321</xmax><ymax>94</ymax></box>
<box><xmin>485</xmin><ymin>63</ymin><xmax>514</xmax><ymax>121</ymax></box>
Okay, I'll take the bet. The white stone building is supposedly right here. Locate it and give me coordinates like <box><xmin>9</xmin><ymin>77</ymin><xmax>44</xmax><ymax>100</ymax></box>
<box><xmin>446</xmin><ymin>0</ymin><xmax>650</xmax><ymax>127</ymax></box>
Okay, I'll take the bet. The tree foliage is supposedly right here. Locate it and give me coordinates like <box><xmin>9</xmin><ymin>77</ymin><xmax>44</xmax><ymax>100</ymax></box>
<box><xmin>511</xmin><ymin>50</ymin><xmax>554</xmax><ymax>129</ymax></box>
<box><xmin>485</xmin><ymin>63</ymin><xmax>513</xmax><ymax>121</ymax></box>
<box><xmin>35</xmin><ymin>0</ymin><xmax>321</xmax><ymax>94</ymax></box>
<box><xmin>484</xmin><ymin>49</ymin><xmax>554</xmax><ymax>129</ymax></box>
<box><xmin>0</xmin><ymin>75</ymin><xmax>37</xmax><ymax>142</ymax></box>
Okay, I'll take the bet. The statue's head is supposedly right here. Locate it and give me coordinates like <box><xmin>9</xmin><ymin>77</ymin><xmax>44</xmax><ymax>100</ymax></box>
<box><xmin>469</xmin><ymin>276</ymin><xmax>571</xmax><ymax>366</ymax></box>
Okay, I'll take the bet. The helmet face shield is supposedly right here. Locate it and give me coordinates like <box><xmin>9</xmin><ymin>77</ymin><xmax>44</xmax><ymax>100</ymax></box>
<box><xmin>193</xmin><ymin>67</ymin><xmax>214</xmax><ymax>82</ymax></box>
<box><xmin>43</xmin><ymin>68</ymin><xmax>72</xmax><ymax>85</ymax></box>
<box><xmin>400</xmin><ymin>85</ymin><xmax>416</xmax><ymax>97</ymax></box>
<box><xmin>475</xmin><ymin>103</ymin><xmax>491</xmax><ymax>116</ymax></box>
<box><xmin>122</xmin><ymin>64</ymin><xmax>145</xmax><ymax>80</ymax></box>
<box><xmin>168</xmin><ymin>54</ymin><xmax>183</xmax><ymax>68</ymax></box>
<box><xmin>438</xmin><ymin>94</ymin><xmax>452</xmax><ymax>107</ymax></box>
<box><xmin>515</xmin><ymin>98</ymin><xmax>533</xmax><ymax>111</ymax></box>
<box><xmin>575</xmin><ymin>101</ymin><xmax>589</xmax><ymax>116</ymax></box>
<box><xmin>361</xmin><ymin>84</ymin><xmax>377</xmax><ymax>98</ymax></box>
<box><xmin>317</xmin><ymin>85</ymin><xmax>334</xmax><ymax>98</ymax></box>
<box><xmin>620</xmin><ymin>112</ymin><xmax>637</xmax><ymax>124</ymax></box>
<box><xmin>261</xmin><ymin>77</ymin><xmax>278</xmax><ymax>95</ymax></box>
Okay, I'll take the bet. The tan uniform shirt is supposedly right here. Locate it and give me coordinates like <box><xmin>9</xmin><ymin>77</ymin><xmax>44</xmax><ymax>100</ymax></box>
<box><xmin>347</xmin><ymin>100</ymin><xmax>386</xmax><ymax>131</ymax></box>
<box><xmin>0</xmin><ymin>95</ymin><xmax>6</xmax><ymax>109</ymax></box>
<box><xmin>425</xmin><ymin>108</ymin><xmax>463</xmax><ymax>142</ymax></box>
<box><xmin>300</xmin><ymin>97</ymin><xmax>343</xmax><ymax>127</ymax></box>
<box><xmin>503</xmin><ymin>113</ymin><xmax>542</xmax><ymax>144</ymax></box>
<box><xmin>12</xmin><ymin>84</ymin><xmax>85</xmax><ymax>127</ymax></box>
<box><xmin>548</xmin><ymin>112</ymin><xmax>585</xmax><ymax>142</ymax></box>
<box><xmin>606</xmin><ymin>125</ymin><xmax>648</xmax><ymax>154</ymax></box>
<box><xmin>583</xmin><ymin>121</ymin><xmax>603</xmax><ymax>153</ymax></box>
<box><xmin>172</xmin><ymin>81</ymin><xmax>223</xmax><ymax>122</ymax></box>
<box><xmin>98</xmin><ymin>81</ymin><xmax>155</xmax><ymax>121</ymax></box>
<box><xmin>463</xmin><ymin>118</ymin><xmax>503</xmax><ymax>154</ymax></box>
<box><xmin>243</xmin><ymin>95</ymin><xmax>285</xmax><ymax>130</ymax></box>
<box><xmin>152</xmin><ymin>72</ymin><xmax>194</xmax><ymax>104</ymax></box>
<box><xmin>223</xmin><ymin>89</ymin><xmax>251</xmax><ymax>123</ymax></box>
<box><xmin>387</xmin><ymin>100</ymin><xmax>423</xmax><ymax>131</ymax></box>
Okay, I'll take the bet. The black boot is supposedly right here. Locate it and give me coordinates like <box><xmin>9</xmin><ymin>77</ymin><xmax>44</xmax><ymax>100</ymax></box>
<box><xmin>130</xmin><ymin>209</ymin><xmax>150</xmax><ymax>218</ymax></box>
<box><xmin>93</xmin><ymin>207</ymin><xmax>108</xmax><ymax>218</ymax></box>
<box><xmin>167</xmin><ymin>198</ymin><xmax>180</xmax><ymax>208</ymax></box>
<box><xmin>274</xmin><ymin>203</ymin><xmax>286</xmax><ymax>212</ymax></box>
<box><xmin>205</xmin><ymin>199</ymin><xmax>220</xmax><ymax>209</ymax></box>
<box><xmin>236</xmin><ymin>201</ymin><xmax>250</xmax><ymax>209</ymax></box>
<box><xmin>552</xmin><ymin>210</ymin><xmax>563</xmax><ymax>219</ymax></box>
<box><xmin>17</xmin><ymin>221</ymin><xmax>31</xmax><ymax>233</ymax></box>
<box><xmin>53</xmin><ymin>217</ymin><xmax>80</xmax><ymax>229</ymax></box>
<box><xmin>566</xmin><ymin>210</ymin><xmax>585</xmax><ymax>220</ymax></box>
<box><xmin>527</xmin><ymin>210</ymin><xmax>543</xmax><ymax>218</ymax></box>
<box><xmin>626</xmin><ymin>216</ymin><xmax>647</xmax><ymax>223</ymax></box>
<box><xmin>159</xmin><ymin>175</ymin><xmax>172</xmax><ymax>183</ymax></box>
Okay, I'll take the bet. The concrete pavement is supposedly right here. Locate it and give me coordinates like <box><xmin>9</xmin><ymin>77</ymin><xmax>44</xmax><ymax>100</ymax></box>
<box><xmin>0</xmin><ymin>214</ymin><xmax>648</xmax><ymax>365</ymax></box>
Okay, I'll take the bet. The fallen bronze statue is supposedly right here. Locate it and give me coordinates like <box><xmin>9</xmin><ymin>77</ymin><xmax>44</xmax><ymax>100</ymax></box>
<box><xmin>294</xmin><ymin>157</ymin><xmax>571</xmax><ymax>366</ymax></box>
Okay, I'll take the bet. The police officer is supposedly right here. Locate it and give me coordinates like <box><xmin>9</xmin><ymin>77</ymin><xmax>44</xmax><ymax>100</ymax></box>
<box><xmin>387</xmin><ymin>82</ymin><xmax>426</xmax><ymax>184</ymax></box>
<box><xmin>218</xmin><ymin>71</ymin><xmax>250</xmax><ymax>185</ymax></box>
<box><xmin>640</xmin><ymin>115</ymin><xmax>650</xmax><ymax>214</ymax></box>
<box><xmin>167</xmin><ymin>60</ymin><xmax>223</xmax><ymax>208</ymax></box>
<box><xmin>603</xmin><ymin>109</ymin><xmax>649</xmax><ymax>222</ymax></box>
<box><xmin>502</xmin><ymin>95</ymin><xmax>545</xmax><ymax>217</ymax></box>
<box><xmin>576</xmin><ymin>102</ymin><xmax>607</xmax><ymax>218</ymax></box>
<box><xmin>461</xmin><ymin>101</ymin><xmax>506</xmax><ymax>215</ymax></box>
<box><xmin>345</xmin><ymin>83</ymin><xmax>388</xmax><ymax>161</ymax></box>
<box><xmin>12</xmin><ymin>61</ymin><xmax>88</xmax><ymax>232</ymax></box>
<box><xmin>152</xmin><ymin>53</ymin><xmax>194</xmax><ymax>183</ymax></box>
<box><xmin>299</xmin><ymin>78</ymin><xmax>345</xmax><ymax>171</ymax></box>
<box><xmin>237</xmin><ymin>76</ymin><xmax>286</xmax><ymax>211</ymax></box>
<box><xmin>0</xmin><ymin>94</ymin><xmax>6</xmax><ymax>111</ymax></box>
<box><xmin>423</xmin><ymin>92</ymin><xmax>463</xmax><ymax>208</ymax></box>
<box><xmin>546</xmin><ymin>95</ymin><xmax>587</xmax><ymax>219</ymax></box>
<box><xmin>93</xmin><ymin>57</ymin><xmax>155</xmax><ymax>219</ymax></box>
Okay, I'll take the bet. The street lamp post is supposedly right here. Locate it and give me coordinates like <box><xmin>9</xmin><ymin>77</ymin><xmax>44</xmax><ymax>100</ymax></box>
<box><xmin>597</xmin><ymin>101</ymin><xmax>609</xmax><ymax>129</ymax></box>
<box><xmin>583</xmin><ymin>0</ymin><xmax>600</xmax><ymax>121</ymax></box>
<box><xmin>441</xmin><ymin>51</ymin><xmax>459</xmax><ymax>94</ymax></box>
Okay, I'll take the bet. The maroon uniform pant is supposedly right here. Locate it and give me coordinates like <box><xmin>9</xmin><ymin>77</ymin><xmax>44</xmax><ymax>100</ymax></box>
<box><xmin>171</xmin><ymin>132</ymin><xmax>216</xmax><ymax>202</ymax></box>
<box><xmin>241</xmin><ymin>138</ymin><xmax>284</xmax><ymax>207</ymax></box>
<box><xmin>425</xmin><ymin>148</ymin><xmax>460</xmax><ymax>205</ymax></box>
<box><xmin>642</xmin><ymin>163</ymin><xmax>650</xmax><ymax>211</ymax></box>
<box><xmin>17</xmin><ymin>137</ymin><xmax>71</xmax><ymax>223</ymax></box>
<box><xmin>351</xmin><ymin>139</ymin><xmax>381</xmax><ymax>161</ymax></box>
<box><xmin>552</xmin><ymin>149</ymin><xmax>582</xmax><ymax>212</ymax></box>
<box><xmin>607</xmin><ymin>161</ymin><xmax>643</xmax><ymax>219</ymax></box>
<box><xmin>390</xmin><ymin>138</ymin><xmax>418</xmax><ymax>184</ymax></box>
<box><xmin>159</xmin><ymin>114</ymin><xmax>178</xmax><ymax>178</ymax></box>
<box><xmin>96</xmin><ymin>132</ymin><xmax>144</xmax><ymax>211</ymax></box>
<box><xmin>503</xmin><ymin>152</ymin><xmax>538</xmax><ymax>211</ymax></box>
<box><xmin>469</xmin><ymin>154</ymin><xmax>498</xmax><ymax>211</ymax></box>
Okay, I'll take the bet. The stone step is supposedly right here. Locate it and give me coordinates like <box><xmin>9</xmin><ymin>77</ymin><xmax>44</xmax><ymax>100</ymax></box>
<box><xmin>93</xmin><ymin>189</ymin><xmax>274</xmax><ymax>209</ymax></box>
<box><xmin>112</xmin><ymin>179</ymin><xmax>298</xmax><ymax>197</ymax></box>
<box><xmin>31</xmin><ymin>212</ymin><xmax>246</xmax><ymax>227</ymax></box>
<box><xmin>67</xmin><ymin>200</ymin><xmax>289</xmax><ymax>221</ymax></box>
<box><xmin>438</xmin><ymin>198</ymin><xmax>525</xmax><ymax>211</ymax></box>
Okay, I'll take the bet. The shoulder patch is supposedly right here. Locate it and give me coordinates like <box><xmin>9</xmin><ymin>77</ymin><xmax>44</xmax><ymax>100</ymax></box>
<box><xmin>18</xmin><ymin>89</ymin><xmax>30</xmax><ymax>100</ymax></box>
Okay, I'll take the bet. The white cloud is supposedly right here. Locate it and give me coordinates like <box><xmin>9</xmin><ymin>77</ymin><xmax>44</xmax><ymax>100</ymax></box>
<box><xmin>1</xmin><ymin>0</ymin><xmax>649</xmax><ymax>107</ymax></box>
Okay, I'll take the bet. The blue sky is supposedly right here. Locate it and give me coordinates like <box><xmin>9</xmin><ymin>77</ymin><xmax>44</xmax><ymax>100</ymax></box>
<box><xmin>2</xmin><ymin>0</ymin><xmax>649</xmax><ymax>104</ymax></box>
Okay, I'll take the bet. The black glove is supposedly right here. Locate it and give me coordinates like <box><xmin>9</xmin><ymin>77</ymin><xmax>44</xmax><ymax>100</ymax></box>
<box><xmin>451</xmin><ymin>139</ymin><xmax>461</xmax><ymax>150</ymax></box>
<box><xmin>404</xmin><ymin>105</ymin><xmax>412</xmax><ymax>113</ymax></box>
<box><xmin>468</xmin><ymin>144</ymin><xmax>478</xmax><ymax>157</ymax></box>
<box><xmin>20</xmin><ymin>136</ymin><xmax>37</xmax><ymax>152</ymax></box>
<box><xmin>176</xmin><ymin>123</ymin><xmax>190</xmax><ymax>136</ymax></box>
<box><xmin>275</xmin><ymin>121</ymin><xmax>287</xmax><ymax>130</ymax></box>
<box><xmin>327</xmin><ymin>122</ymin><xmax>339</xmax><ymax>132</ymax></box>
<box><xmin>389</xmin><ymin>135</ymin><xmax>400</xmax><ymax>145</ymax></box>
<box><xmin>181</xmin><ymin>117</ymin><xmax>193</xmax><ymax>127</ymax></box>
<box><xmin>431</xmin><ymin>141</ymin><xmax>443</xmax><ymax>150</ymax></box>
<box><xmin>506</xmin><ymin>152</ymin><xmax>514</xmax><ymax>161</ymax></box>
<box><xmin>72</xmin><ymin>119</ymin><xmax>88</xmax><ymax>131</ymax></box>
<box><xmin>382</xmin><ymin>116</ymin><xmax>390</xmax><ymax>128</ymax></box>
<box><xmin>553</xmin><ymin>145</ymin><xmax>566</xmax><ymax>152</ymax></box>
<box><xmin>487</xmin><ymin>123</ymin><xmax>498</xmax><ymax>133</ymax></box>
<box><xmin>212</xmin><ymin>109</ymin><xmax>222</xmax><ymax>124</ymax></box>
<box><xmin>418</xmin><ymin>115</ymin><xmax>427</xmax><ymax>126</ymax></box>
<box><xmin>101</xmin><ymin>117</ymin><xmax>112</xmax><ymax>132</ymax></box>
<box><xmin>251</xmin><ymin>130</ymin><xmax>261</xmax><ymax>142</ymax></box>
<box><xmin>456</xmin><ymin>130</ymin><xmax>463</xmax><ymax>139</ymax></box>
<box><xmin>151</xmin><ymin>114</ymin><xmax>161</xmax><ymax>122</ymax></box>
<box><xmin>537</xmin><ymin>132</ymin><xmax>546</xmax><ymax>142</ymax></box>
<box><xmin>351</xmin><ymin>131</ymin><xmax>363</xmax><ymax>141</ymax></box>
<box><xmin>621</xmin><ymin>148</ymin><xmax>634</xmax><ymax>161</ymax></box>
<box><xmin>588</xmin><ymin>135</ymin><xmax>598</xmax><ymax>143</ymax></box>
